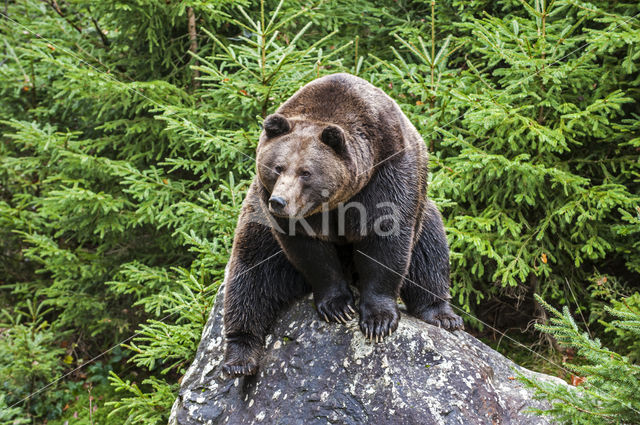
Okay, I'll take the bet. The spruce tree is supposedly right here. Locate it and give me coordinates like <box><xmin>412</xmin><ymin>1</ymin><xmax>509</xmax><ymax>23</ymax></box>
<box><xmin>520</xmin><ymin>294</ymin><xmax>640</xmax><ymax>424</ymax></box>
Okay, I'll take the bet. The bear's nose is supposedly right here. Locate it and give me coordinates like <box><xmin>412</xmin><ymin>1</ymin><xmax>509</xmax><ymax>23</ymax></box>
<box><xmin>268</xmin><ymin>196</ymin><xmax>287</xmax><ymax>211</ymax></box>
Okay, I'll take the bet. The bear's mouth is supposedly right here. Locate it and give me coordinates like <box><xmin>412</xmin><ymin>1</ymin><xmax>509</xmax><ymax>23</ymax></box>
<box><xmin>268</xmin><ymin>208</ymin><xmax>292</xmax><ymax>218</ymax></box>
<box><xmin>268</xmin><ymin>208</ymin><xmax>308</xmax><ymax>219</ymax></box>
<box><xmin>267</xmin><ymin>202</ymin><xmax>323</xmax><ymax>219</ymax></box>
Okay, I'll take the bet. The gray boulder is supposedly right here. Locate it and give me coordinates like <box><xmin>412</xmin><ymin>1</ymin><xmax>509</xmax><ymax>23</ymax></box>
<box><xmin>169</xmin><ymin>283</ymin><xmax>563</xmax><ymax>425</ymax></box>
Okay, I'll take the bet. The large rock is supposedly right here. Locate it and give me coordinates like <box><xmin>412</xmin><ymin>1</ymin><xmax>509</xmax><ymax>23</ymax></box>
<box><xmin>169</xmin><ymin>284</ymin><xmax>563</xmax><ymax>425</ymax></box>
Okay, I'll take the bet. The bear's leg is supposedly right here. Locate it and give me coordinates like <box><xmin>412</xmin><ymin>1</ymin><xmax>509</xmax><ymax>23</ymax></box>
<box><xmin>353</xmin><ymin>228</ymin><xmax>415</xmax><ymax>341</ymax></box>
<box><xmin>223</xmin><ymin>222</ymin><xmax>309</xmax><ymax>377</ymax></box>
<box><xmin>401</xmin><ymin>200</ymin><xmax>463</xmax><ymax>330</ymax></box>
<box><xmin>275</xmin><ymin>234</ymin><xmax>356</xmax><ymax>324</ymax></box>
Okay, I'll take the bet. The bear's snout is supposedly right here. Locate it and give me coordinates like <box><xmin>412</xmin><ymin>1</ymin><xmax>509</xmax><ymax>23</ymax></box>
<box><xmin>268</xmin><ymin>196</ymin><xmax>287</xmax><ymax>213</ymax></box>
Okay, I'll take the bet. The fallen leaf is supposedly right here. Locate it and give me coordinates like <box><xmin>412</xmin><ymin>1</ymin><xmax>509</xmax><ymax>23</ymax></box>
<box><xmin>571</xmin><ymin>375</ymin><xmax>586</xmax><ymax>386</ymax></box>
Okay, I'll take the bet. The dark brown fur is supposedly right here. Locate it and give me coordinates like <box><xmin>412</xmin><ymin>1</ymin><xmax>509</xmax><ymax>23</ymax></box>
<box><xmin>222</xmin><ymin>73</ymin><xmax>462</xmax><ymax>377</ymax></box>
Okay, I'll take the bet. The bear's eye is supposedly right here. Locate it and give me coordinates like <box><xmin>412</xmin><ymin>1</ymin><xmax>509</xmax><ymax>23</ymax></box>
<box><xmin>300</xmin><ymin>170</ymin><xmax>311</xmax><ymax>179</ymax></box>
<box><xmin>274</xmin><ymin>166</ymin><xmax>284</xmax><ymax>174</ymax></box>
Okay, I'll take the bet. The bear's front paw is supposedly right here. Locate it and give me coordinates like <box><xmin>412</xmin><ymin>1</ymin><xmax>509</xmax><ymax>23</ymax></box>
<box><xmin>222</xmin><ymin>338</ymin><xmax>262</xmax><ymax>377</ymax></box>
<box><xmin>414</xmin><ymin>302</ymin><xmax>464</xmax><ymax>331</ymax></box>
<box><xmin>315</xmin><ymin>289</ymin><xmax>356</xmax><ymax>324</ymax></box>
<box><xmin>359</xmin><ymin>296</ymin><xmax>399</xmax><ymax>342</ymax></box>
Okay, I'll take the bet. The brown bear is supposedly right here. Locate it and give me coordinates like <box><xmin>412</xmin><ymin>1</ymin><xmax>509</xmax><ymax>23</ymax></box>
<box><xmin>222</xmin><ymin>73</ymin><xmax>462</xmax><ymax>377</ymax></box>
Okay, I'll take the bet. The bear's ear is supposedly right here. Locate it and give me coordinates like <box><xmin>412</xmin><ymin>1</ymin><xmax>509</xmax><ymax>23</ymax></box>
<box><xmin>263</xmin><ymin>114</ymin><xmax>291</xmax><ymax>138</ymax></box>
<box><xmin>321</xmin><ymin>125</ymin><xmax>345</xmax><ymax>154</ymax></box>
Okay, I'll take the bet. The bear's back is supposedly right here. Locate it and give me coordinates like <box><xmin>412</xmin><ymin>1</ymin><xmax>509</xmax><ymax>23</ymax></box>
<box><xmin>276</xmin><ymin>73</ymin><xmax>423</xmax><ymax>163</ymax></box>
<box><xmin>277</xmin><ymin>73</ymin><xmax>395</xmax><ymax>126</ymax></box>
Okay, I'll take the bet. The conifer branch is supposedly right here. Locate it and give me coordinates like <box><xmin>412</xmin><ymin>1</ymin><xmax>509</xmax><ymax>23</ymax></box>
<box><xmin>91</xmin><ymin>16</ymin><xmax>109</xmax><ymax>48</ymax></box>
<box><xmin>187</xmin><ymin>6</ymin><xmax>200</xmax><ymax>90</ymax></box>
<box><xmin>44</xmin><ymin>0</ymin><xmax>82</xmax><ymax>33</ymax></box>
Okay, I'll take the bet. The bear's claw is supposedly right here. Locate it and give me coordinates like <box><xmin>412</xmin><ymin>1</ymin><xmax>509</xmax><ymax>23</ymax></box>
<box><xmin>222</xmin><ymin>354</ymin><xmax>259</xmax><ymax>377</ymax></box>
<box><xmin>222</xmin><ymin>361</ymin><xmax>258</xmax><ymax>377</ymax></box>
<box><xmin>316</xmin><ymin>290</ymin><xmax>356</xmax><ymax>325</ymax></box>
<box><xmin>222</xmin><ymin>337</ymin><xmax>262</xmax><ymax>377</ymax></box>
<box><xmin>359</xmin><ymin>298</ymin><xmax>399</xmax><ymax>342</ymax></box>
<box><xmin>413</xmin><ymin>302</ymin><xmax>464</xmax><ymax>331</ymax></box>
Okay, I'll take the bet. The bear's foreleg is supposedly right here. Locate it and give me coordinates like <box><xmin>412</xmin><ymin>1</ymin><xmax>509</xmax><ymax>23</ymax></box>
<box><xmin>275</xmin><ymin>234</ymin><xmax>356</xmax><ymax>324</ymax></box>
<box><xmin>353</xmin><ymin>228</ymin><xmax>414</xmax><ymax>341</ymax></box>
<box><xmin>223</xmin><ymin>221</ymin><xmax>309</xmax><ymax>377</ymax></box>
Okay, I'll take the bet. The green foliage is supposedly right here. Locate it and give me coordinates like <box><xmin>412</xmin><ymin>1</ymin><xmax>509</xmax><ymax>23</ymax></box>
<box><xmin>107</xmin><ymin>375</ymin><xmax>178</xmax><ymax>425</ymax></box>
<box><xmin>1</xmin><ymin>0</ymin><xmax>639</xmax><ymax>423</ymax></box>
<box><xmin>601</xmin><ymin>292</ymin><xmax>640</xmax><ymax>363</ymax></box>
<box><xmin>520</xmin><ymin>294</ymin><xmax>640</xmax><ymax>424</ymax></box>
<box><xmin>0</xmin><ymin>394</ymin><xmax>29</xmax><ymax>425</ymax></box>
<box><xmin>0</xmin><ymin>300</ymin><xmax>67</xmax><ymax>420</ymax></box>
<box><xmin>45</xmin><ymin>381</ymin><xmax>130</xmax><ymax>425</ymax></box>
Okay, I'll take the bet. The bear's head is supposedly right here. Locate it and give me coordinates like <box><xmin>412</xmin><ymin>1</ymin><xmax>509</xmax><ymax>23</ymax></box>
<box><xmin>256</xmin><ymin>113</ymin><xmax>351</xmax><ymax>218</ymax></box>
